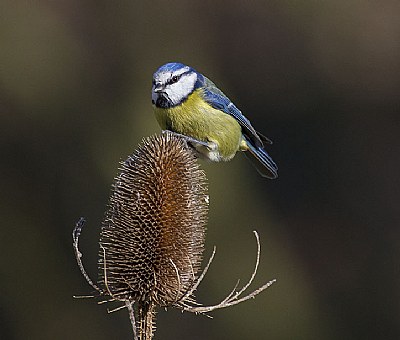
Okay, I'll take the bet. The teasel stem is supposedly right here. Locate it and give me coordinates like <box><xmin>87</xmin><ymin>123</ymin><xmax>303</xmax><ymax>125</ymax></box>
<box><xmin>125</xmin><ymin>301</ymin><xmax>138</xmax><ymax>340</ymax></box>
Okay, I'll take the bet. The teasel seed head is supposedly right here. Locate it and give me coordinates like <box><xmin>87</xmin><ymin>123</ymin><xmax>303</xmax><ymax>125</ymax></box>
<box><xmin>98</xmin><ymin>132</ymin><xmax>208</xmax><ymax>306</ymax></box>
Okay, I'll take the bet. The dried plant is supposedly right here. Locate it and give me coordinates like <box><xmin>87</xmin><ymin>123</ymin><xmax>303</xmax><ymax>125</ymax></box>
<box><xmin>73</xmin><ymin>132</ymin><xmax>276</xmax><ymax>339</ymax></box>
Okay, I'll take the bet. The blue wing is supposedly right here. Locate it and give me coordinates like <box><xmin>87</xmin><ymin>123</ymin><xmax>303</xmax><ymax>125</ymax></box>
<box><xmin>201</xmin><ymin>76</ymin><xmax>262</xmax><ymax>147</ymax></box>
<box><xmin>200</xmin><ymin>76</ymin><xmax>278</xmax><ymax>178</ymax></box>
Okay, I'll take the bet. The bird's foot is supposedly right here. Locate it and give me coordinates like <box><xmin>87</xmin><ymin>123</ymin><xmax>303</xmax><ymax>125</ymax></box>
<box><xmin>162</xmin><ymin>130</ymin><xmax>213</xmax><ymax>149</ymax></box>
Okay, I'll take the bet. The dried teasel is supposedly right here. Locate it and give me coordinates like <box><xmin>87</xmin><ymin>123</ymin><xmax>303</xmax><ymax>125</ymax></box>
<box><xmin>99</xmin><ymin>132</ymin><xmax>208</xmax><ymax>304</ymax></box>
<box><xmin>73</xmin><ymin>132</ymin><xmax>276</xmax><ymax>340</ymax></box>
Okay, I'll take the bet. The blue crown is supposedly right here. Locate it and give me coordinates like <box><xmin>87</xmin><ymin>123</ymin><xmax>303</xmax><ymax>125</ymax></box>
<box><xmin>155</xmin><ymin>62</ymin><xmax>198</xmax><ymax>74</ymax></box>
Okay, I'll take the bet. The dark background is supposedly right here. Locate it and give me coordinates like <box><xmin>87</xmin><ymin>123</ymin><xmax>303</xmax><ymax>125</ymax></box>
<box><xmin>1</xmin><ymin>1</ymin><xmax>399</xmax><ymax>339</ymax></box>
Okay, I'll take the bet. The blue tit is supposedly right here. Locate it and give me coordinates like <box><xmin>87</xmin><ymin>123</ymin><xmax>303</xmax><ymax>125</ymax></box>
<box><xmin>151</xmin><ymin>62</ymin><xmax>278</xmax><ymax>179</ymax></box>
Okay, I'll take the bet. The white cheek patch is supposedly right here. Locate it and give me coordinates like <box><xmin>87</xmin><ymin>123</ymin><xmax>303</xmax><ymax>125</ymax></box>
<box><xmin>166</xmin><ymin>72</ymin><xmax>197</xmax><ymax>105</ymax></box>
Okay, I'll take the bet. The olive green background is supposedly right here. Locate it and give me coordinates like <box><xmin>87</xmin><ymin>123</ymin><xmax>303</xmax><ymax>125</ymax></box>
<box><xmin>1</xmin><ymin>1</ymin><xmax>399</xmax><ymax>339</ymax></box>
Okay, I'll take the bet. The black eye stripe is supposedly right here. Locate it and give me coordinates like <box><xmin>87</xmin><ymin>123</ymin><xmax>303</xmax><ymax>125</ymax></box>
<box><xmin>168</xmin><ymin>70</ymin><xmax>192</xmax><ymax>85</ymax></box>
<box><xmin>168</xmin><ymin>74</ymin><xmax>181</xmax><ymax>85</ymax></box>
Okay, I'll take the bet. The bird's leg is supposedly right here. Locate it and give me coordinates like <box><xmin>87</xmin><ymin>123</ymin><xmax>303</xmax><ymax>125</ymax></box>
<box><xmin>162</xmin><ymin>130</ymin><xmax>213</xmax><ymax>149</ymax></box>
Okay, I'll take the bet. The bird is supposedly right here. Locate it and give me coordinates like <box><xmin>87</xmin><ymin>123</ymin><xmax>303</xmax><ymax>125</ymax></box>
<box><xmin>151</xmin><ymin>62</ymin><xmax>278</xmax><ymax>179</ymax></box>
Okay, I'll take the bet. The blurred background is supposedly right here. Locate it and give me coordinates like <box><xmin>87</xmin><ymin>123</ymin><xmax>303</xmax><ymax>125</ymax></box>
<box><xmin>1</xmin><ymin>1</ymin><xmax>399</xmax><ymax>339</ymax></box>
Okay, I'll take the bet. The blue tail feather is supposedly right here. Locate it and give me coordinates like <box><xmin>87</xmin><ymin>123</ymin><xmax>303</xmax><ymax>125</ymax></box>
<box><xmin>244</xmin><ymin>137</ymin><xmax>278</xmax><ymax>179</ymax></box>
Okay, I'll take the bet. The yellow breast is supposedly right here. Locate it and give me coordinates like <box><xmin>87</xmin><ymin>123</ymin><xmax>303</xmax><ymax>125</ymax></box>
<box><xmin>153</xmin><ymin>89</ymin><xmax>243</xmax><ymax>161</ymax></box>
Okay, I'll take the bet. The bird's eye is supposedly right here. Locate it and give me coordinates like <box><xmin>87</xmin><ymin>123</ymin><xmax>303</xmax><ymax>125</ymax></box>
<box><xmin>171</xmin><ymin>75</ymin><xmax>179</xmax><ymax>83</ymax></box>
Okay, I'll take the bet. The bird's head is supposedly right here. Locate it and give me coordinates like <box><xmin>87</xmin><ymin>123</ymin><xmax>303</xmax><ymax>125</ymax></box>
<box><xmin>152</xmin><ymin>62</ymin><xmax>201</xmax><ymax>108</ymax></box>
